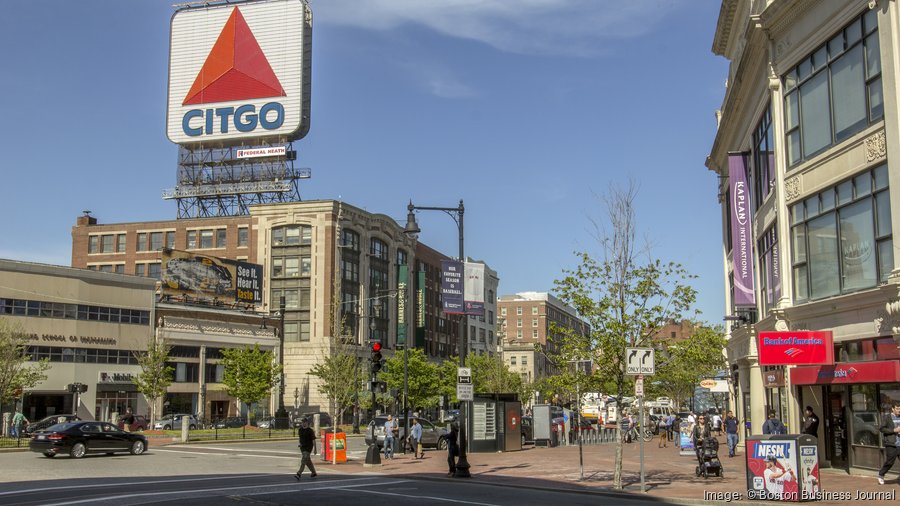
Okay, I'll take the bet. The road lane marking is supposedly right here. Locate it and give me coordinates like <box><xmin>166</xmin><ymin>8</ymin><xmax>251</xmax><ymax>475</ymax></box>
<box><xmin>40</xmin><ymin>477</ymin><xmax>387</xmax><ymax>505</ymax></box>
<box><xmin>328</xmin><ymin>486</ymin><xmax>502</xmax><ymax>505</ymax></box>
<box><xmin>169</xmin><ymin>445</ymin><xmax>299</xmax><ymax>455</ymax></box>
<box><xmin>0</xmin><ymin>474</ymin><xmax>280</xmax><ymax>497</ymax></box>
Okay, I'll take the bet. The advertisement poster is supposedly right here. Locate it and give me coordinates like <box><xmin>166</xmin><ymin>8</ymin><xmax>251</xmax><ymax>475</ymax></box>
<box><xmin>757</xmin><ymin>331</ymin><xmax>835</xmax><ymax>366</ymax></box>
<box><xmin>799</xmin><ymin>444</ymin><xmax>820</xmax><ymax>499</ymax></box>
<box><xmin>463</xmin><ymin>262</ymin><xmax>485</xmax><ymax>316</ymax></box>
<box><xmin>679</xmin><ymin>420</ymin><xmax>694</xmax><ymax>454</ymax></box>
<box><xmin>746</xmin><ymin>439</ymin><xmax>800</xmax><ymax>501</ymax></box>
<box><xmin>162</xmin><ymin>249</ymin><xmax>263</xmax><ymax>305</ymax></box>
<box><xmin>441</xmin><ymin>260</ymin><xmax>464</xmax><ymax>314</ymax></box>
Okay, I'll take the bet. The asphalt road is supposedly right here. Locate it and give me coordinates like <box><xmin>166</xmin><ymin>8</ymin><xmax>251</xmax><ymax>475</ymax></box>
<box><xmin>0</xmin><ymin>441</ymin><xmax>673</xmax><ymax>506</ymax></box>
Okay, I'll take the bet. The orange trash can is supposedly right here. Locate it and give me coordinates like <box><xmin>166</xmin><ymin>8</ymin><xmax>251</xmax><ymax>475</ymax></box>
<box><xmin>322</xmin><ymin>429</ymin><xmax>347</xmax><ymax>463</ymax></box>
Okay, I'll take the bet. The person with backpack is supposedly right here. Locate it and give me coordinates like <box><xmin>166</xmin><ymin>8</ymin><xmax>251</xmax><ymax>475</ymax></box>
<box><xmin>762</xmin><ymin>410</ymin><xmax>787</xmax><ymax>435</ymax></box>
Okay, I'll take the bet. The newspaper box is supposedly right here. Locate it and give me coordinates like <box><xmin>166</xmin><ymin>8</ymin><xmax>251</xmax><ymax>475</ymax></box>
<box><xmin>322</xmin><ymin>429</ymin><xmax>346</xmax><ymax>463</ymax></box>
<box><xmin>746</xmin><ymin>434</ymin><xmax>819</xmax><ymax>501</ymax></box>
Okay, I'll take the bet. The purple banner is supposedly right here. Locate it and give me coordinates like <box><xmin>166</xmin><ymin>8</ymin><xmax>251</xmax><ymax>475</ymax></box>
<box><xmin>729</xmin><ymin>152</ymin><xmax>755</xmax><ymax>307</ymax></box>
<box><xmin>441</xmin><ymin>260</ymin><xmax>464</xmax><ymax>314</ymax></box>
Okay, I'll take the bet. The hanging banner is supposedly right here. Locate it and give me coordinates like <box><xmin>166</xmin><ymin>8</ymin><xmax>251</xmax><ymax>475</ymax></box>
<box><xmin>729</xmin><ymin>152</ymin><xmax>756</xmax><ymax>307</ymax></box>
<box><xmin>441</xmin><ymin>260</ymin><xmax>464</xmax><ymax>314</ymax></box>
<box><xmin>464</xmin><ymin>262</ymin><xmax>485</xmax><ymax>316</ymax></box>
<box><xmin>416</xmin><ymin>270</ymin><xmax>426</xmax><ymax>348</ymax></box>
<box><xmin>397</xmin><ymin>265</ymin><xmax>408</xmax><ymax>347</ymax></box>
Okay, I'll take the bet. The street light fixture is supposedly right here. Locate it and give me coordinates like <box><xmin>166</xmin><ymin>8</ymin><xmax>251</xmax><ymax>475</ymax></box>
<box><xmin>404</xmin><ymin>199</ymin><xmax>471</xmax><ymax>478</ymax></box>
<box><xmin>275</xmin><ymin>295</ymin><xmax>289</xmax><ymax>428</ymax></box>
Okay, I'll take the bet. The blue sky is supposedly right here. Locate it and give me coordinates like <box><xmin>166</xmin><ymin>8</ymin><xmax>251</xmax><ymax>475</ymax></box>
<box><xmin>0</xmin><ymin>0</ymin><xmax>729</xmax><ymax>323</ymax></box>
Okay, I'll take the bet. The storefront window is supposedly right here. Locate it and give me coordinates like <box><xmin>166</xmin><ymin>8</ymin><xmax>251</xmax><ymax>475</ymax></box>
<box><xmin>877</xmin><ymin>338</ymin><xmax>900</xmax><ymax>360</ymax></box>
<box><xmin>880</xmin><ymin>385</ymin><xmax>900</xmax><ymax>413</ymax></box>
<box><xmin>844</xmin><ymin>339</ymin><xmax>877</xmax><ymax>361</ymax></box>
<box><xmin>850</xmin><ymin>384</ymin><xmax>879</xmax><ymax>446</ymax></box>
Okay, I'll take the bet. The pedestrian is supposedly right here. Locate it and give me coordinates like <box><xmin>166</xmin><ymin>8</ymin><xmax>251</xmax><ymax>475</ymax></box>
<box><xmin>440</xmin><ymin>422</ymin><xmax>459</xmax><ymax>476</ymax></box>
<box><xmin>383</xmin><ymin>414</ymin><xmax>397</xmax><ymax>460</ymax></box>
<box><xmin>687</xmin><ymin>411</ymin><xmax>696</xmax><ymax>425</ymax></box>
<box><xmin>122</xmin><ymin>407</ymin><xmax>136</xmax><ymax>432</ymax></box>
<box><xmin>11</xmin><ymin>410</ymin><xmax>28</xmax><ymax>438</ymax></box>
<box><xmin>876</xmin><ymin>401</ymin><xmax>900</xmax><ymax>485</ymax></box>
<box><xmin>294</xmin><ymin>419</ymin><xmax>317</xmax><ymax>481</ymax></box>
<box><xmin>691</xmin><ymin>414</ymin><xmax>711</xmax><ymax>463</ymax></box>
<box><xmin>724</xmin><ymin>410</ymin><xmax>739</xmax><ymax>457</ymax></box>
<box><xmin>802</xmin><ymin>406</ymin><xmax>819</xmax><ymax>437</ymax></box>
<box><xmin>621</xmin><ymin>411</ymin><xmax>632</xmax><ymax>443</ymax></box>
<box><xmin>762</xmin><ymin>410</ymin><xmax>787</xmax><ymax>435</ymax></box>
<box><xmin>410</xmin><ymin>418</ymin><xmax>424</xmax><ymax>458</ymax></box>
<box><xmin>658</xmin><ymin>415</ymin><xmax>669</xmax><ymax>448</ymax></box>
<box><xmin>711</xmin><ymin>412</ymin><xmax>723</xmax><ymax>436</ymax></box>
<box><xmin>665</xmin><ymin>413</ymin><xmax>676</xmax><ymax>446</ymax></box>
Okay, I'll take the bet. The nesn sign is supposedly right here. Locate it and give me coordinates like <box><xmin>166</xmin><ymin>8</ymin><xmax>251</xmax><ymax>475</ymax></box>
<box><xmin>754</xmin><ymin>443</ymin><xmax>791</xmax><ymax>459</ymax></box>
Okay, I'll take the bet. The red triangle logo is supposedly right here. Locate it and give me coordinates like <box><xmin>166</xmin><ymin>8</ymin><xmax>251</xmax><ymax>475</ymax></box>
<box><xmin>183</xmin><ymin>7</ymin><xmax>285</xmax><ymax>106</ymax></box>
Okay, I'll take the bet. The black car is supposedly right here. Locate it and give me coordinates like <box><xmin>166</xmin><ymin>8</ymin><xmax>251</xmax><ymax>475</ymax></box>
<box><xmin>29</xmin><ymin>421</ymin><xmax>148</xmax><ymax>458</ymax></box>
<box><xmin>520</xmin><ymin>416</ymin><xmax>534</xmax><ymax>445</ymax></box>
<box><xmin>214</xmin><ymin>416</ymin><xmax>246</xmax><ymax>429</ymax></box>
<box><xmin>291</xmin><ymin>412</ymin><xmax>332</xmax><ymax>428</ymax></box>
<box><xmin>24</xmin><ymin>414</ymin><xmax>81</xmax><ymax>435</ymax></box>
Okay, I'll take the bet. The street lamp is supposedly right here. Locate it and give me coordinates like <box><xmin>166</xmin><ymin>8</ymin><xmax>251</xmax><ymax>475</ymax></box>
<box><xmin>404</xmin><ymin>199</ymin><xmax>471</xmax><ymax>478</ymax></box>
<box><xmin>275</xmin><ymin>295</ymin><xmax>289</xmax><ymax>428</ymax></box>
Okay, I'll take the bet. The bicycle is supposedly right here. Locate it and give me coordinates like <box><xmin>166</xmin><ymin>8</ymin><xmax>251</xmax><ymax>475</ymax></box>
<box><xmin>623</xmin><ymin>423</ymin><xmax>654</xmax><ymax>443</ymax></box>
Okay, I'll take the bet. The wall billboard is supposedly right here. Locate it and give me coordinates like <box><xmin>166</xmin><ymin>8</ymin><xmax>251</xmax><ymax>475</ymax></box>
<box><xmin>162</xmin><ymin>249</ymin><xmax>263</xmax><ymax>305</ymax></box>
<box><xmin>166</xmin><ymin>0</ymin><xmax>311</xmax><ymax>146</ymax></box>
<box><xmin>757</xmin><ymin>331</ymin><xmax>834</xmax><ymax>366</ymax></box>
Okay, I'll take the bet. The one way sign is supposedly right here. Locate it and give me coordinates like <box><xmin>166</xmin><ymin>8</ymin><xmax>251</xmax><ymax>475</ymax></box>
<box><xmin>625</xmin><ymin>348</ymin><xmax>655</xmax><ymax>375</ymax></box>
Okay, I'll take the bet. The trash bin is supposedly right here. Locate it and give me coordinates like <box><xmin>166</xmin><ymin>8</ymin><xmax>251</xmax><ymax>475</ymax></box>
<box><xmin>322</xmin><ymin>429</ymin><xmax>347</xmax><ymax>463</ymax></box>
<box><xmin>745</xmin><ymin>434</ymin><xmax>819</xmax><ymax>501</ymax></box>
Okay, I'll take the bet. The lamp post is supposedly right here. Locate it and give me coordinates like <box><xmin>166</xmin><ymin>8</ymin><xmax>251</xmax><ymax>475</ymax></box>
<box><xmin>404</xmin><ymin>199</ymin><xmax>471</xmax><ymax>478</ymax></box>
<box><xmin>275</xmin><ymin>295</ymin><xmax>289</xmax><ymax>428</ymax></box>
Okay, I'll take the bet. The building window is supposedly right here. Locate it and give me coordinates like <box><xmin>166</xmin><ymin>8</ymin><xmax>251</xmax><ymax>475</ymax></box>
<box><xmin>101</xmin><ymin>235</ymin><xmax>114</xmax><ymax>253</ymax></box>
<box><xmin>757</xmin><ymin>224</ymin><xmax>781</xmax><ymax>317</ymax></box>
<box><xmin>522</xmin><ymin>355</ymin><xmax>528</xmax><ymax>366</ymax></box>
<box><xmin>216</xmin><ymin>229</ymin><xmax>227</xmax><ymax>248</ymax></box>
<box><xmin>517</xmin><ymin>329</ymin><xmax>522</xmax><ymax>339</ymax></box>
<box><xmin>114</xmin><ymin>264</ymin><xmax>124</xmax><ymax>274</ymax></box>
<box><xmin>533</xmin><ymin>329</ymin><xmax>539</xmax><ymax>339</ymax></box>
<box><xmin>791</xmin><ymin>165</ymin><xmax>891</xmax><ymax>301</ymax></box>
<box><xmin>148</xmin><ymin>263</ymin><xmax>161</xmax><ymax>279</ymax></box>
<box><xmin>88</xmin><ymin>236</ymin><xmax>99</xmax><ymax>254</ymax></box>
<box><xmin>273</xmin><ymin>225</ymin><xmax>312</xmax><ymax>246</ymax></box>
<box><xmin>300</xmin><ymin>321</ymin><xmax>310</xmax><ymax>341</ymax></box>
<box><xmin>489</xmin><ymin>331</ymin><xmax>494</xmax><ymax>344</ymax></box>
<box><xmin>510</xmin><ymin>356</ymin><xmax>516</xmax><ymax>366</ymax></box>
<box><xmin>501</xmin><ymin>307</ymin><xmax>506</xmax><ymax>316</ymax></box>
<box><xmin>784</xmin><ymin>10</ymin><xmax>882</xmax><ymax>166</ymax></box>
<box><xmin>283</xmin><ymin>322</ymin><xmax>298</xmax><ymax>342</ymax></box>
<box><xmin>370</xmin><ymin>238</ymin><xmax>388</xmax><ymax>260</ymax></box>
<box><xmin>517</xmin><ymin>319</ymin><xmax>522</xmax><ymax>328</ymax></box>
<box><xmin>397</xmin><ymin>249</ymin><xmax>408</xmax><ymax>266</ymax></box>
<box><xmin>150</xmin><ymin>232</ymin><xmax>163</xmax><ymax>251</ymax></box>
<box><xmin>137</xmin><ymin>233</ymin><xmax>148</xmax><ymax>252</ymax></box>
<box><xmin>532</xmin><ymin>318</ymin><xmax>538</xmax><ymax>327</ymax></box>
<box><xmin>341</xmin><ymin>229</ymin><xmax>359</xmax><ymax>251</ymax></box>
<box><xmin>135</xmin><ymin>264</ymin><xmax>145</xmax><ymax>277</ymax></box>
<box><xmin>166</xmin><ymin>231</ymin><xmax>175</xmax><ymax>249</ymax></box>
<box><xmin>238</xmin><ymin>227</ymin><xmax>249</xmax><ymax>247</ymax></box>
<box><xmin>187</xmin><ymin>230</ymin><xmax>197</xmax><ymax>249</ymax></box>
<box><xmin>753</xmin><ymin>106</ymin><xmax>776</xmax><ymax>206</ymax></box>
<box><xmin>341</xmin><ymin>259</ymin><xmax>359</xmax><ymax>282</ymax></box>
<box><xmin>116</xmin><ymin>234</ymin><xmax>126</xmax><ymax>253</ymax></box>
<box><xmin>284</xmin><ymin>289</ymin><xmax>299</xmax><ymax>309</ymax></box>
<box><xmin>200</xmin><ymin>230</ymin><xmax>213</xmax><ymax>249</ymax></box>
<box><xmin>516</xmin><ymin>306</ymin><xmax>522</xmax><ymax>316</ymax></box>
<box><xmin>301</xmin><ymin>256</ymin><xmax>311</xmax><ymax>276</ymax></box>
<box><xmin>488</xmin><ymin>310</ymin><xmax>494</xmax><ymax>325</ymax></box>
<box><xmin>532</xmin><ymin>306</ymin><xmax>538</xmax><ymax>315</ymax></box>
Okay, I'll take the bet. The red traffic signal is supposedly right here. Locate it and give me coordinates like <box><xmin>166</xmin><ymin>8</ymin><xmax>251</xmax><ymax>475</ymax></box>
<box><xmin>372</xmin><ymin>342</ymin><xmax>382</xmax><ymax>352</ymax></box>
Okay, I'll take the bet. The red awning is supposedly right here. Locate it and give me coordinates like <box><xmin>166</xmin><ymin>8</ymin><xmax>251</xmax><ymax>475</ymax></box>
<box><xmin>790</xmin><ymin>360</ymin><xmax>900</xmax><ymax>385</ymax></box>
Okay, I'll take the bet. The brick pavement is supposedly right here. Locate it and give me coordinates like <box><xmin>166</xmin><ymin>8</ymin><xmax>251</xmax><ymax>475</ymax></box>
<box><xmin>332</xmin><ymin>436</ymin><xmax>899</xmax><ymax>505</ymax></box>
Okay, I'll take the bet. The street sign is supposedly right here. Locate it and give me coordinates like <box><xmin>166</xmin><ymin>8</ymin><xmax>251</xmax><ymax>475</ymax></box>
<box><xmin>626</xmin><ymin>347</ymin><xmax>655</xmax><ymax>375</ymax></box>
<box><xmin>457</xmin><ymin>383</ymin><xmax>473</xmax><ymax>401</ymax></box>
<box><xmin>635</xmin><ymin>375</ymin><xmax>644</xmax><ymax>397</ymax></box>
<box><xmin>457</xmin><ymin>367</ymin><xmax>472</xmax><ymax>384</ymax></box>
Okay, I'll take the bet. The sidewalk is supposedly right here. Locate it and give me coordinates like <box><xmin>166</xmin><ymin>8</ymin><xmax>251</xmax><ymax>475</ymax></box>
<box><xmin>333</xmin><ymin>437</ymin><xmax>898</xmax><ymax>505</ymax></box>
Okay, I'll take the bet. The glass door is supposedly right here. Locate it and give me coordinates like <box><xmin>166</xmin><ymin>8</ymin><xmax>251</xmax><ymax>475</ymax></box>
<box><xmin>824</xmin><ymin>386</ymin><xmax>848</xmax><ymax>469</ymax></box>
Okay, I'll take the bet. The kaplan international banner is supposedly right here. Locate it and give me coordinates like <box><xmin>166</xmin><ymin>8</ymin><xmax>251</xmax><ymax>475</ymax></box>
<box><xmin>729</xmin><ymin>152</ymin><xmax>755</xmax><ymax>307</ymax></box>
<box><xmin>463</xmin><ymin>262</ymin><xmax>485</xmax><ymax>317</ymax></box>
<box><xmin>441</xmin><ymin>260</ymin><xmax>464</xmax><ymax>314</ymax></box>
<box><xmin>162</xmin><ymin>249</ymin><xmax>263</xmax><ymax>305</ymax></box>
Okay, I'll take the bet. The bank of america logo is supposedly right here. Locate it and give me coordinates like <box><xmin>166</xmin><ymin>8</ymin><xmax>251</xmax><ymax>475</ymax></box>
<box><xmin>784</xmin><ymin>348</ymin><xmax>803</xmax><ymax>357</ymax></box>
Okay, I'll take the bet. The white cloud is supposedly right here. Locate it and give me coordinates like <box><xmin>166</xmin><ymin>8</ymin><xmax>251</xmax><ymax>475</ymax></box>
<box><xmin>313</xmin><ymin>0</ymin><xmax>684</xmax><ymax>56</ymax></box>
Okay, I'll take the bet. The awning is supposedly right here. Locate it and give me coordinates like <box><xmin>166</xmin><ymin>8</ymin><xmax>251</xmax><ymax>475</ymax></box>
<box><xmin>790</xmin><ymin>360</ymin><xmax>900</xmax><ymax>385</ymax></box>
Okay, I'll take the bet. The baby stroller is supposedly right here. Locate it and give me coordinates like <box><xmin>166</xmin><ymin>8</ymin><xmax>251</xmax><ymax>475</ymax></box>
<box><xmin>695</xmin><ymin>436</ymin><xmax>723</xmax><ymax>479</ymax></box>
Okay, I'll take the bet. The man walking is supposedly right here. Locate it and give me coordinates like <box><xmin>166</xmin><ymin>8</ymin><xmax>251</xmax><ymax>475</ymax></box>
<box><xmin>410</xmin><ymin>418</ymin><xmax>423</xmax><ymax>459</ymax></box>
<box><xmin>122</xmin><ymin>407</ymin><xmax>136</xmax><ymax>432</ymax></box>
<box><xmin>11</xmin><ymin>410</ymin><xmax>28</xmax><ymax>438</ymax></box>
<box><xmin>658</xmin><ymin>415</ymin><xmax>669</xmax><ymax>448</ymax></box>
<box><xmin>763</xmin><ymin>410</ymin><xmax>787</xmax><ymax>435</ymax></box>
<box><xmin>724</xmin><ymin>411</ymin><xmax>739</xmax><ymax>457</ymax></box>
<box><xmin>295</xmin><ymin>419</ymin><xmax>317</xmax><ymax>481</ymax></box>
<box><xmin>802</xmin><ymin>406</ymin><xmax>820</xmax><ymax>437</ymax></box>
<box><xmin>383</xmin><ymin>414</ymin><xmax>397</xmax><ymax>460</ymax></box>
<box><xmin>877</xmin><ymin>401</ymin><xmax>900</xmax><ymax>485</ymax></box>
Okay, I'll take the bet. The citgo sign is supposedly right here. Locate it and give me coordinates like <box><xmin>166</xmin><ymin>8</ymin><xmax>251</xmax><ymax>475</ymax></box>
<box><xmin>166</xmin><ymin>0</ymin><xmax>311</xmax><ymax>146</ymax></box>
<box><xmin>757</xmin><ymin>331</ymin><xmax>834</xmax><ymax>366</ymax></box>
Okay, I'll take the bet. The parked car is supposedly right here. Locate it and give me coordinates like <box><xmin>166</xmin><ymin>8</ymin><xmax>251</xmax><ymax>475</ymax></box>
<box><xmin>214</xmin><ymin>416</ymin><xmax>246</xmax><ymax>429</ymax></box>
<box><xmin>29</xmin><ymin>421</ymin><xmax>147</xmax><ymax>458</ymax></box>
<box><xmin>291</xmin><ymin>411</ymin><xmax>332</xmax><ymax>428</ymax></box>
<box><xmin>365</xmin><ymin>416</ymin><xmax>448</xmax><ymax>450</ymax></box>
<box><xmin>24</xmin><ymin>414</ymin><xmax>80</xmax><ymax>435</ymax></box>
<box><xmin>255</xmin><ymin>417</ymin><xmax>276</xmax><ymax>429</ymax></box>
<box><xmin>521</xmin><ymin>415</ymin><xmax>534</xmax><ymax>445</ymax></box>
<box><xmin>153</xmin><ymin>414</ymin><xmax>199</xmax><ymax>430</ymax></box>
<box><xmin>117</xmin><ymin>415</ymin><xmax>148</xmax><ymax>432</ymax></box>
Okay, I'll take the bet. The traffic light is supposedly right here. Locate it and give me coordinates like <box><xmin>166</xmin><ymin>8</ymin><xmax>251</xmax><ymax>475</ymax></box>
<box><xmin>371</xmin><ymin>342</ymin><xmax>383</xmax><ymax>374</ymax></box>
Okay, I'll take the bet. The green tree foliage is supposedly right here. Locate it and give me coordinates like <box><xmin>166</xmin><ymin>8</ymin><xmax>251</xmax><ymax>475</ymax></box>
<box><xmin>0</xmin><ymin>318</ymin><xmax>50</xmax><ymax>404</ymax></box>
<box><xmin>467</xmin><ymin>353</ymin><xmax>524</xmax><ymax>397</ymax></box>
<box><xmin>132</xmin><ymin>337</ymin><xmax>174</xmax><ymax>425</ymax></box>
<box><xmin>309</xmin><ymin>352</ymin><xmax>363</xmax><ymax>426</ymax></box>
<box><xmin>221</xmin><ymin>344</ymin><xmax>281</xmax><ymax>417</ymax></box>
<box><xmin>381</xmin><ymin>348</ymin><xmax>442</xmax><ymax>411</ymax></box>
<box><xmin>551</xmin><ymin>182</ymin><xmax>698</xmax><ymax>489</ymax></box>
<box><xmin>652</xmin><ymin>325</ymin><xmax>727</xmax><ymax>409</ymax></box>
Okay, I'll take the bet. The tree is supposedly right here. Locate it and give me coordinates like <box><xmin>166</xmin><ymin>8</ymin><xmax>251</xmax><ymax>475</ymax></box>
<box><xmin>551</xmin><ymin>182</ymin><xmax>698</xmax><ymax>489</ymax></box>
<box><xmin>132</xmin><ymin>337</ymin><xmax>174</xmax><ymax>426</ymax></box>
<box><xmin>652</xmin><ymin>325</ymin><xmax>727</xmax><ymax>410</ymax></box>
<box><xmin>467</xmin><ymin>353</ymin><xmax>523</xmax><ymax>396</ymax></box>
<box><xmin>309</xmin><ymin>352</ymin><xmax>363</xmax><ymax>431</ymax></box>
<box><xmin>381</xmin><ymin>348</ymin><xmax>442</xmax><ymax>412</ymax></box>
<box><xmin>0</xmin><ymin>318</ymin><xmax>50</xmax><ymax>404</ymax></box>
<box><xmin>221</xmin><ymin>344</ymin><xmax>281</xmax><ymax>421</ymax></box>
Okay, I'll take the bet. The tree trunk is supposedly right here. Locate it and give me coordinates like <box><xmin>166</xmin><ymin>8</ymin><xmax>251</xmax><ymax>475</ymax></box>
<box><xmin>613</xmin><ymin>374</ymin><xmax>625</xmax><ymax>489</ymax></box>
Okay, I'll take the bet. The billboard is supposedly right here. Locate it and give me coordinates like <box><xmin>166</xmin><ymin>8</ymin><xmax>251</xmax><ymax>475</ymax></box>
<box><xmin>167</xmin><ymin>0</ymin><xmax>311</xmax><ymax>146</ymax></box>
<box><xmin>757</xmin><ymin>331</ymin><xmax>834</xmax><ymax>366</ymax></box>
<box><xmin>162</xmin><ymin>249</ymin><xmax>263</xmax><ymax>305</ymax></box>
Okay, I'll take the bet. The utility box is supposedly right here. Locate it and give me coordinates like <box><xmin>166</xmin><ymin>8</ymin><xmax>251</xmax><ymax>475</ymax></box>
<box><xmin>322</xmin><ymin>429</ymin><xmax>347</xmax><ymax>463</ymax></box>
<box><xmin>468</xmin><ymin>395</ymin><xmax>520</xmax><ymax>453</ymax></box>
<box><xmin>533</xmin><ymin>404</ymin><xmax>553</xmax><ymax>447</ymax></box>
<box><xmin>745</xmin><ymin>434</ymin><xmax>820</xmax><ymax>501</ymax></box>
